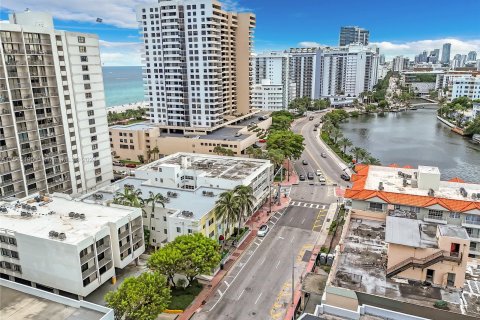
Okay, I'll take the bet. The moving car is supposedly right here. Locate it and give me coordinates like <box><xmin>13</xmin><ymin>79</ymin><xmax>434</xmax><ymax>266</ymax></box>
<box><xmin>316</xmin><ymin>169</ymin><xmax>322</xmax><ymax>176</ymax></box>
<box><xmin>309</xmin><ymin>116</ymin><xmax>314</xmax><ymax>120</ymax></box>
<box><xmin>321</xmin><ymin>153</ymin><xmax>327</xmax><ymax>158</ymax></box>
<box><xmin>125</xmin><ymin>163</ymin><xmax>137</xmax><ymax>168</ymax></box>
<box><xmin>318</xmin><ymin>176</ymin><xmax>326</xmax><ymax>183</ymax></box>
<box><xmin>307</xmin><ymin>172</ymin><xmax>314</xmax><ymax>180</ymax></box>
<box><xmin>257</xmin><ymin>224</ymin><xmax>269</xmax><ymax>237</ymax></box>
<box><xmin>299</xmin><ymin>174</ymin><xmax>306</xmax><ymax>181</ymax></box>
<box><xmin>302</xmin><ymin>160</ymin><xmax>308</xmax><ymax>165</ymax></box>
<box><xmin>314</xmin><ymin>123</ymin><xmax>320</xmax><ymax>128</ymax></box>
<box><xmin>341</xmin><ymin>173</ymin><xmax>351</xmax><ymax>181</ymax></box>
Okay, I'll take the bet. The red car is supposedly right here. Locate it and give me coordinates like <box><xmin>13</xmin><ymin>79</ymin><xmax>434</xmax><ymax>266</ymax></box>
<box><xmin>125</xmin><ymin>163</ymin><xmax>137</xmax><ymax>168</ymax></box>
<box><xmin>258</xmin><ymin>139</ymin><xmax>266</xmax><ymax>143</ymax></box>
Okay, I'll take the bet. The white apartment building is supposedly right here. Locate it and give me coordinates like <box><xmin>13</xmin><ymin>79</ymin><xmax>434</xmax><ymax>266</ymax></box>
<box><xmin>0</xmin><ymin>11</ymin><xmax>113</xmax><ymax>200</ymax></box>
<box><xmin>0</xmin><ymin>193</ymin><xmax>144</xmax><ymax>298</ymax></box>
<box><xmin>315</xmin><ymin>45</ymin><xmax>379</xmax><ymax>98</ymax></box>
<box><xmin>81</xmin><ymin>153</ymin><xmax>273</xmax><ymax>245</ymax></box>
<box><xmin>288</xmin><ymin>47</ymin><xmax>318</xmax><ymax>100</ymax></box>
<box><xmin>136</xmin><ymin>0</ymin><xmax>255</xmax><ymax>128</ymax></box>
<box><xmin>251</xmin><ymin>79</ymin><xmax>284</xmax><ymax>110</ymax></box>
<box><xmin>451</xmin><ymin>76</ymin><xmax>480</xmax><ymax>101</ymax></box>
<box><xmin>252</xmin><ymin>51</ymin><xmax>290</xmax><ymax>109</ymax></box>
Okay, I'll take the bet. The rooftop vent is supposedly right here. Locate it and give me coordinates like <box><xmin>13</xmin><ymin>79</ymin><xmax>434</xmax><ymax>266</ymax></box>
<box><xmin>68</xmin><ymin>212</ymin><xmax>75</xmax><ymax>218</ymax></box>
<box><xmin>181</xmin><ymin>210</ymin><xmax>194</xmax><ymax>218</ymax></box>
<box><xmin>428</xmin><ymin>189</ymin><xmax>435</xmax><ymax>197</ymax></box>
<box><xmin>79</xmin><ymin>213</ymin><xmax>86</xmax><ymax>220</ymax></box>
<box><xmin>402</xmin><ymin>179</ymin><xmax>408</xmax><ymax>187</ymax></box>
<box><xmin>58</xmin><ymin>233</ymin><xmax>66</xmax><ymax>241</ymax></box>
<box><xmin>167</xmin><ymin>191</ymin><xmax>178</xmax><ymax>198</ymax></box>
<box><xmin>459</xmin><ymin>187</ymin><xmax>468</xmax><ymax>198</ymax></box>
<box><xmin>49</xmin><ymin>230</ymin><xmax>59</xmax><ymax>238</ymax></box>
<box><xmin>378</xmin><ymin>182</ymin><xmax>384</xmax><ymax>191</ymax></box>
<box><xmin>0</xmin><ymin>206</ymin><xmax>7</xmax><ymax>213</ymax></box>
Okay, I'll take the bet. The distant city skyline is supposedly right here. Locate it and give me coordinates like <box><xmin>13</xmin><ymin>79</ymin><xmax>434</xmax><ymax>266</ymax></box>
<box><xmin>1</xmin><ymin>0</ymin><xmax>479</xmax><ymax>65</ymax></box>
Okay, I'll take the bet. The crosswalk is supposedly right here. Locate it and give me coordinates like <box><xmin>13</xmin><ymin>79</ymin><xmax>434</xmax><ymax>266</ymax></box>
<box><xmin>290</xmin><ymin>201</ymin><xmax>326</xmax><ymax>209</ymax></box>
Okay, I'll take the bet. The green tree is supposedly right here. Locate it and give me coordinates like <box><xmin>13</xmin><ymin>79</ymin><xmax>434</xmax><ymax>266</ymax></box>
<box><xmin>267</xmin><ymin>148</ymin><xmax>285</xmax><ymax>171</ymax></box>
<box><xmin>288</xmin><ymin>97</ymin><xmax>311</xmax><ymax>115</ymax></box>
<box><xmin>213</xmin><ymin>145</ymin><xmax>225</xmax><ymax>155</ymax></box>
<box><xmin>337</xmin><ymin>137</ymin><xmax>353</xmax><ymax>154</ymax></box>
<box><xmin>330</xmin><ymin>128</ymin><xmax>343</xmax><ymax>144</ymax></box>
<box><xmin>266</xmin><ymin>130</ymin><xmax>304</xmax><ymax>160</ymax></box>
<box><xmin>173</xmin><ymin>234</ymin><xmax>221</xmax><ymax>285</ymax></box>
<box><xmin>350</xmin><ymin>146</ymin><xmax>368</xmax><ymax>163</ymax></box>
<box><xmin>137</xmin><ymin>155</ymin><xmax>145</xmax><ymax>164</ymax></box>
<box><xmin>465</xmin><ymin>117</ymin><xmax>480</xmax><ymax>135</ymax></box>
<box><xmin>105</xmin><ymin>272</ymin><xmax>171</xmax><ymax>320</ymax></box>
<box><xmin>270</xmin><ymin>114</ymin><xmax>294</xmax><ymax>131</ymax></box>
<box><xmin>214</xmin><ymin>191</ymin><xmax>240</xmax><ymax>238</ymax></box>
<box><xmin>233</xmin><ymin>185</ymin><xmax>255</xmax><ymax>234</ymax></box>
<box><xmin>151</xmin><ymin>146</ymin><xmax>159</xmax><ymax>160</ymax></box>
<box><xmin>364</xmin><ymin>156</ymin><xmax>381</xmax><ymax>165</ymax></box>
<box><xmin>378</xmin><ymin>100</ymin><xmax>389</xmax><ymax>110</ymax></box>
<box><xmin>113</xmin><ymin>186</ymin><xmax>144</xmax><ymax>208</ymax></box>
<box><xmin>148</xmin><ymin>244</ymin><xmax>183</xmax><ymax>288</ymax></box>
<box><xmin>145</xmin><ymin>191</ymin><xmax>167</xmax><ymax>238</ymax></box>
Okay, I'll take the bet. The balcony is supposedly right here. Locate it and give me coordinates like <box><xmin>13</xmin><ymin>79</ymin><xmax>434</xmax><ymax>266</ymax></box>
<box><xmin>424</xmin><ymin>216</ymin><xmax>448</xmax><ymax>224</ymax></box>
<box><xmin>96</xmin><ymin>242</ymin><xmax>110</xmax><ymax>254</ymax></box>
<box><xmin>80</xmin><ymin>250</ymin><xmax>95</xmax><ymax>264</ymax></box>
<box><xmin>81</xmin><ymin>264</ymin><xmax>97</xmax><ymax>279</ymax></box>
<box><xmin>118</xmin><ymin>229</ymin><xmax>130</xmax><ymax>240</ymax></box>
<box><xmin>98</xmin><ymin>257</ymin><xmax>112</xmax><ymax>269</ymax></box>
<box><xmin>119</xmin><ymin>242</ymin><xmax>131</xmax><ymax>253</ymax></box>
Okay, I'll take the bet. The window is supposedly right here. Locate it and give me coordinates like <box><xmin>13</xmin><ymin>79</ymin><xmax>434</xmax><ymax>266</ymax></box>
<box><xmin>428</xmin><ymin>210</ymin><xmax>444</xmax><ymax>220</ymax></box>
<box><xmin>78</xmin><ymin>36</ymin><xmax>85</xmax><ymax>43</ymax></box>
<box><xmin>449</xmin><ymin>212</ymin><xmax>460</xmax><ymax>219</ymax></box>
<box><xmin>164</xmin><ymin>229</ymin><xmax>167</xmax><ymax>234</ymax></box>
<box><xmin>87</xmin><ymin>110</ymin><xmax>94</xmax><ymax>116</ymax></box>
<box><xmin>88</xmin><ymin>119</ymin><xmax>95</xmax><ymax>125</ymax></box>
<box><xmin>163</xmin><ymin>216</ymin><xmax>166</xmax><ymax>222</ymax></box>
<box><xmin>87</xmin><ymin>101</ymin><xmax>93</xmax><ymax>107</ymax></box>
<box><xmin>188</xmin><ymin>229</ymin><xmax>193</xmax><ymax>234</ymax></box>
<box><xmin>8</xmin><ymin>238</ymin><xmax>16</xmax><ymax>246</ymax></box>
<box><xmin>176</xmin><ymin>227</ymin><xmax>181</xmax><ymax>233</ymax></box>
<box><xmin>85</xmin><ymin>92</ymin><xmax>92</xmax><ymax>98</ymax></box>
<box><xmin>83</xmin><ymin>75</ymin><xmax>90</xmax><ymax>80</ymax></box>
<box><xmin>79</xmin><ymin>46</ymin><xmax>86</xmax><ymax>53</ymax></box>
<box><xmin>82</xmin><ymin>65</ymin><xmax>89</xmax><ymax>71</ymax></box>
<box><xmin>368</xmin><ymin>202</ymin><xmax>383</xmax><ymax>211</ymax></box>
<box><xmin>84</xmin><ymin>84</ymin><xmax>91</xmax><ymax>90</ymax></box>
<box><xmin>80</xmin><ymin>56</ymin><xmax>88</xmax><ymax>62</ymax></box>
<box><xmin>152</xmin><ymin>226</ymin><xmax>155</xmax><ymax>231</ymax></box>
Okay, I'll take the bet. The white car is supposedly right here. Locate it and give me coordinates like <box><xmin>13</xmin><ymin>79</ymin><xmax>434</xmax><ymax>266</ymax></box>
<box><xmin>316</xmin><ymin>169</ymin><xmax>322</xmax><ymax>176</ymax></box>
<box><xmin>318</xmin><ymin>176</ymin><xmax>326</xmax><ymax>183</ymax></box>
<box><xmin>257</xmin><ymin>224</ymin><xmax>269</xmax><ymax>237</ymax></box>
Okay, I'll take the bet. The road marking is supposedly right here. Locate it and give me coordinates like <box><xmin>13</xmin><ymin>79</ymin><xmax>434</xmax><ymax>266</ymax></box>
<box><xmin>279</xmin><ymin>236</ymin><xmax>284</xmax><ymax>240</ymax></box>
<box><xmin>275</xmin><ymin>260</ymin><xmax>281</xmax><ymax>269</ymax></box>
<box><xmin>224</xmin><ymin>281</ymin><xmax>230</xmax><ymax>287</ymax></box>
<box><xmin>237</xmin><ymin>289</ymin><xmax>245</xmax><ymax>300</ymax></box>
<box><xmin>259</xmin><ymin>257</ymin><xmax>266</xmax><ymax>265</ymax></box>
<box><xmin>289</xmin><ymin>217</ymin><xmax>293</xmax><ymax>223</ymax></box>
<box><xmin>255</xmin><ymin>292</ymin><xmax>263</xmax><ymax>304</ymax></box>
<box><xmin>217</xmin><ymin>289</ymin><xmax>223</xmax><ymax>297</ymax></box>
<box><xmin>289</xmin><ymin>201</ymin><xmax>322</xmax><ymax>209</ymax></box>
<box><xmin>290</xmin><ymin>236</ymin><xmax>295</xmax><ymax>243</ymax></box>
<box><xmin>301</xmin><ymin>218</ymin><xmax>306</xmax><ymax>224</ymax></box>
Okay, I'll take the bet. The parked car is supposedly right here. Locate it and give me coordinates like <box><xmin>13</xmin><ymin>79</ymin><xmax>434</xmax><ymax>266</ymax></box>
<box><xmin>321</xmin><ymin>153</ymin><xmax>327</xmax><ymax>158</ymax></box>
<box><xmin>257</xmin><ymin>224</ymin><xmax>269</xmax><ymax>237</ymax></box>
<box><xmin>125</xmin><ymin>163</ymin><xmax>137</xmax><ymax>168</ymax></box>
<box><xmin>299</xmin><ymin>174</ymin><xmax>306</xmax><ymax>181</ymax></box>
<box><xmin>318</xmin><ymin>176</ymin><xmax>326</xmax><ymax>183</ymax></box>
<box><xmin>314</xmin><ymin>123</ymin><xmax>320</xmax><ymax>128</ymax></box>
<box><xmin>302</xmin><ymin>160</ymin><xmax>308</xmax><ymax>165</ymax></box>
<box><xmin>258</xmin><ymin>139</ymin><xmax>267</xmax><ymax>143</ymax></box>
<box><xmin>341</xmin><ymin>173</ymin><xmax>351</xmax><ymax>181</ymax></box>
<box><xmin>113</xmin><ymin>161</ymin><xmax>125</xmax><ymax>167</ymax></box>
<box><xmin>313</xmin><ymin>128</ymin><xmax>317</xmax><ymax>131</ymax></box>
<box><xmin>309</xmin><ymin>116</ymin><xmax>314</xmax><ymax>121</ymax></box>
<box><xmin>316</xmin><ymin>169</ymin><xmax>322</xmax><ymax>176</ymax></box>
<box><xmin>307</xmin><ymin>172</ymin><xmax>314</xmax><ymax>180</ymax></box>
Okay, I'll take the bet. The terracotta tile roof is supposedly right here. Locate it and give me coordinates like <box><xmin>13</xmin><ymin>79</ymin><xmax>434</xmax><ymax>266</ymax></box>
<box><xmin>448</xmin><ymin>177</ymin><xmax>465</xmax><ymax>183</ymax></box>
<box><xmin>347</xmin><ymin>165</ymin><xmax>480</xmax><ymax>213</ymax></box>
<box><xmin>403</xmin><ymin>165</ymin><xmax>413</xmax><ymax>169</ymax></box>
<box><xmin>388</xmin><ymin>163</ymin><xmax>399</xmax><ymax>168</ymax></box>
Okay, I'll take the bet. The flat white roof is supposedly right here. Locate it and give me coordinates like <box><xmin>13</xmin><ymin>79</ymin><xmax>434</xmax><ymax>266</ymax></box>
<box><xmin>385</xmin><ymin>216</ymin><xmax>438</xmax><ymax>248</ymax></box>
<box><xmin>364</xmin><ymin>166</ymin><xmax>480</xmax><ymax>202</ymax></box>
<box><xmin>139</xmin><ymin>152</ymin><xmax>271</xmax><ymax>181</ymax></box>
<box><xmin>0</xmin><ymin>194</ymin><xmax>138</xmax><ymax>245</ymax></box>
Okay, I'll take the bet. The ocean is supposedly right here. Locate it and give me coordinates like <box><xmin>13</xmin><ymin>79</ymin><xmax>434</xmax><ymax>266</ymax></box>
<box><xmin>102</xmin><ymin>66</ymin><xmax>144</xmax><ymax>108</ymax></box>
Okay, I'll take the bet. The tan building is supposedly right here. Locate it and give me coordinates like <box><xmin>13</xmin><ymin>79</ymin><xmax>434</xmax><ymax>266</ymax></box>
<box><xmin>109</xmin><ymin>112</ymin><xmax>271</xmax><ymax>162</ymax></box>
<box><xmin>136</xmin><ymin>0</ymin><xmax>255</xmax><ymax>128</ymax></box>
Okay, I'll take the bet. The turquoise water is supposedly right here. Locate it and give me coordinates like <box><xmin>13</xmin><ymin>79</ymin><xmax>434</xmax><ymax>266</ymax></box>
<box><xmin>102</xmin><ymin>66</ymin><xmax>144</xmax><ymax>107</ymax></box>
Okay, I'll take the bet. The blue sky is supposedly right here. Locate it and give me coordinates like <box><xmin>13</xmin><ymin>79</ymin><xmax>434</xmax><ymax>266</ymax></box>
<box><xmin>1</xmin><ymin>0</ymin><xmax>479</xmax><ymax>66</ymax></box>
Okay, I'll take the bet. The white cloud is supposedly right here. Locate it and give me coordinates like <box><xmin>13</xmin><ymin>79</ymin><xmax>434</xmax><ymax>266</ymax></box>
<box><xmin>1</xmin><ymin>0</ymin><xmax>150</xmax><ymax>28</ymax></box>
<box><xmin>99</xmin><ymin>40</ymin><xmax>142</xmax><ymax>66</ymax></box>
<box><xmin>0</xmin><ymin>0</ymin><xmax>251</xmax><ymax>29</ymax></box>
<box><xmin>298</xmin><ymin>41</ymin><xmax>322</xmax><ymax>48</ymax></box>
<box><xmin>371</xmin><ymin>38</ymin><xmax>480</xmax><ymax>60</ymax></box>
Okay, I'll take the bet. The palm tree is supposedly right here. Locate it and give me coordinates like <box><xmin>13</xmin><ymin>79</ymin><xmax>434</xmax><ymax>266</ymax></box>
<box><xmin>233</xmin><ymin>185</ymin><xmax>255</xmax><ymax>237</ymax></box>
<box><xmin>214</xmin><ymin>191</ymin><xmax>239</xmax><ymax>241</ymax></box>
<box><xmin>245</xmin><ymin>146</ymin><xmax>255</xmax><ymax>158</ymax></box>
<box><xmin>364</xmin><ymin>156</ymin><xmax>381</xmax><ymax>165</ymax></box>
<box><xmin>146</xmin><ymin>149</ymin><xmax>152</xmax><ymax>162</ymax></box>
<box><xmin>350</xmin><ymin>146</ymin><xmax>367</xmax><ymax>163</ymax></box>
<box><xmin>338</xmin><ymin>137</ymin><xmax>353</xmax><ymax>154</ymax></box>
<box><xmin>330</xmin><ymin>128</ymin><xmax>343</xmax><ymax>145</ymax></box>
<box><xmin>151</xmin><ymin>146</ymin><xmax>159</xmax><ymax>160</ymax></box>
<box><xmin>213</xmin><ymin>145</ymin><xmax>225</xmax><ymax>155</ymax></box>
<box><xmin>113</xmin><ymin>186</ymin><xmax>144</xmax><ymax>207</ymax></box>
<box><xmin>267</xmin><ymin>148</ymin><xmax>285</xmax><ymax>174</ymax></box>
<box><xmin>145</xmin><ymin>191</ymin><xmax>167</xmax><ymax>234</ymax></box>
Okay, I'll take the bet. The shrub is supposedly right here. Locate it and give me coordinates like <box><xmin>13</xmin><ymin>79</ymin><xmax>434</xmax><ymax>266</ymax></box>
<box><xmin>433</xmin><ymin>300</ymin><xmax>449</xmax><ymax>310</ymax></box>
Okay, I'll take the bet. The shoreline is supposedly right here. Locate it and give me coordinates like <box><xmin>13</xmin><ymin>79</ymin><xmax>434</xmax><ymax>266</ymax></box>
<box><xmin>106</xmin><ymin>101</ymin><xmax>148</xmax><ymax>113</ymax></box>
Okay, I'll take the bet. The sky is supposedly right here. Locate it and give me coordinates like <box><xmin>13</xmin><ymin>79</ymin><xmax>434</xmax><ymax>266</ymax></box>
<box><xmin>1</xmin><ymin>0</ymin><xmax>479</xmax><ymax>66</ymax></box>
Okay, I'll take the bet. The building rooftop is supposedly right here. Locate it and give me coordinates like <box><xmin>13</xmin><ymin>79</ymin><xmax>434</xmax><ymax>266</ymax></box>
<box><xmin>1</xmin><ymin>281</ymin><xmax>110</xmax><ymax>320</ymax></box>
<box><xmin>139</xmin><ymin>152</ymin><xmax>270</xmax><ymax>181</ymax></box>
<box><xmin>438</xmin><ymin>224</ymin><xmax>469</xmax><ymax>240</ymax></box>
<box><xmin>346</xmin><ymin>165</ymin><xmax>480</xmax><ymax>213</ymax></box>
<box><xmin>110</xmin><ymin>122</ymin><xmax>155</xmax><ymax>131</ymax></box>
<box><xmin>197</xmin><ymin>126</ymin><xmax>248</xmax><ymax>141</ymax></box>
<box><xmin>81</xmin><ymin>177</ymin><xmax>221</xmax><ymax>221</ymax></box>
<box><xmin>385</xmin><ymin>216</ymin><xmax>438</xmax><ymax>248</ymax></box>
<box><xmin>331</xmin><ymin>213</ymin><xmax>480</xmax><ymax>317</ymax></box>
<box><xmin>0</xmin><ymin>193</ymin><xmax>137</xmax><ymax>244</ymax></box>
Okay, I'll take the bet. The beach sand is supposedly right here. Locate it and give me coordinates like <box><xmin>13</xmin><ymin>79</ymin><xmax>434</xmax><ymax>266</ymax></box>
<box><xmin>107</xmin><ymin>101</ymin><xmax>149</xmax><ymax>113</ymax></box>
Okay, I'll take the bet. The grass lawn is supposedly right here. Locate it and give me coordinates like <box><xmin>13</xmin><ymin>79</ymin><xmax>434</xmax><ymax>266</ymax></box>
<box><xmin>119</xmin><ymin>159</ymin><xmax>142</xmax><ymax>165</ymax></box>
<box><xmin>168</xmin><ymin>281</ymin><xmax>203</xmax><ymax>310</ymax></box>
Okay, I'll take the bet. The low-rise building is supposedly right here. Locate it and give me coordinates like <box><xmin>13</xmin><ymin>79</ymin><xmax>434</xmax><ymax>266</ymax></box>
<box><xmin>451</xmin><ymin>75</ymin><xmax>480</xmax><ymax>101</ymax></box>
<box><xmin>109</xmin><ymin>112</ymin><xmax>271</xmax><ymax>162</ymax></box>
<box><xmin>0</xmin><ymin>193</ymin><xmax>144</xmax><ymax>299</ymax></box>
<box><xmin>345</xmin><ymin>164</ymin><xmax>480</xmax><ymax>258</ymax></box>
<box><xmin>81</xmin><ymin>153</ymin><xmax>273</xmax><ymax>246</ymax></box>
<box><xmin>251</xmin><ymin>79</ymin><xmax>285</xmax><ymax>110</ymax></box>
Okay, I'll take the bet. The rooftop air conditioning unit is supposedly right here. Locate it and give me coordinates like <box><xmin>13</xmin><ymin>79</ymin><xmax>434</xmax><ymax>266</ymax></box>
<box><xmin>58</xmin><ymin>233</ymin><xmax>66</xmax><ymax>241</ymax></box>
<box><xmin>68</xmin><ymin>212</ymin><xmax>75</xmax><ymax>218</ymax></box>
<box><xmin>402</xmin><ymin>179</ymin><xmax>408</xmax><ymax>187</ymax></box>
<box><xmin>79</xmin><ymin>213</ymin><xmax>86</xmax><ymax>220</ymax></box>
<box><xmin>428</xmin><ymin>189</ymin><xmax>435</xmax><ymax>197</ymax></box>
<box><xmin>378</xmin><ymin>182</ymin><xmax>384</xmax><ymax>191</ymax></box>
<box><xmin>459</xmin><ymin>187</ymin><xmax>468</xmax><ymax>198</ymax></box>
<box><xmin>74</xmin><ymin>213</ymin><xmax>80</xmax><ymax>219</ymax></box>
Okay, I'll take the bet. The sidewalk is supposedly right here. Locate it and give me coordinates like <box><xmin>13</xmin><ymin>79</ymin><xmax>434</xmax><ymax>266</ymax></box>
<box><xmin>178</xmin><ymin>173</ymin><xmax>296</xmax><ymax>320</ymax></box>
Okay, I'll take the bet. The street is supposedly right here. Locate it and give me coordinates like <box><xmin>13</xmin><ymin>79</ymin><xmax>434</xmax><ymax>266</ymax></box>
<box><xmin>192</xmin><ymin>111</ymin><xmax>350</xmax><ymax>320</ymax></box>
<box><xmin>192</xmin><ymin>205</ymin><xmax>327</xmax><ymax>320</ymax></box>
